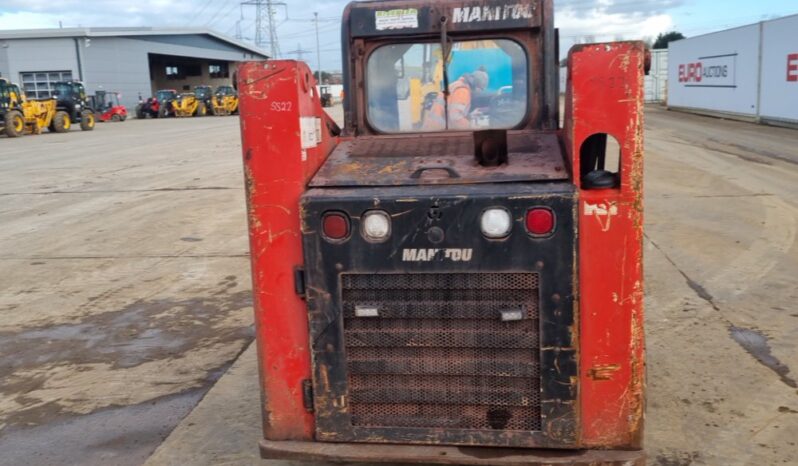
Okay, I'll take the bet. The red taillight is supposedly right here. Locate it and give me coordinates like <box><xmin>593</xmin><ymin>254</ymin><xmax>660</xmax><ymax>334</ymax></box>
<box><xmin>322</xmin><ymin>212</ymin><xmax>350</xmax><ymax>240</ymax></box>
<box><xmin>526</xmin><ymin>208</ymin><xmax>555</xmax><ymax>236</ymax></box>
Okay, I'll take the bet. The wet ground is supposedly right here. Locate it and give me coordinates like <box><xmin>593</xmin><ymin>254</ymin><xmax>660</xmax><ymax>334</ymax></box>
<box><xmin>0</xmin><ymin>116</ymin><xmax>253</xmax><ymax>465</ymax></box>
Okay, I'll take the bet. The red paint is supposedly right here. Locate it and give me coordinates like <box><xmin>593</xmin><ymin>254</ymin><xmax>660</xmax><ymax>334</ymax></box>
<box><xmin>98</xmin><ymin>105</ymin><xmax>127</xmax><ymax>122</ymax></box>
<box><xmin>525</xmin><ymin>208</ymin><xmax>554</xmax><ymax>235</ymax></box>
<box><xmin>237</xmin><ymin>60</ymin><xmax>338</xmax><ymax>441</ymax></box>
<box><xmin>563</xmin><ymin>42</ymin><xmax>646</xmax><ymax>448</ymax></box>
<box><xmin>241</xmin><ymin>47</ymin><xmax>646</xmax><ymax>454</ymax></box>
<box><xmin>788</xmin><ymin>53</ymin><xmax>798</xmax><ymax>82</ymax></box>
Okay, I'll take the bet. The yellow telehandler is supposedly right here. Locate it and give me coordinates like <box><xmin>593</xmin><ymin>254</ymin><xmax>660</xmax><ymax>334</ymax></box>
<box><xmin>211</xmin><ymin>85</ymin><xmax>238</xmax><ymax>116</ymax></box>
<box><xmin>172</xmin><ymin>92</ymin><xmax>207</xmax><ymax>117</ymax></box>
<box><xmin>0</xmin><ymin>78</ymin><xmax>61</xmax><ymax>137</ymax></box>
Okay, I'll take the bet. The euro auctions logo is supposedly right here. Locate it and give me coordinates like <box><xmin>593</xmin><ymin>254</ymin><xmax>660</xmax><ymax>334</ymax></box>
<box><xmin>678</xmin><ymin>62</ymin><xmax>704</xmax><ymax>83</ymax></box>
<box><xmin>788</xmin><ymin>53</ymin><xmax>798</xmax><ymax>82</ymax></box>
<box><xmin>678</xmin><ymin>53</ymin><xmax>736</xmax><ymax>88</ymax></box>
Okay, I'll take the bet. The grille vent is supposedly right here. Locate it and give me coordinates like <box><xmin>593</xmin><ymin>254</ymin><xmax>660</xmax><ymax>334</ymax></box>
<box><xmin>341</xmin><ymin>273</ymin><xmax>541</xmax><ymax>431</ymax></box>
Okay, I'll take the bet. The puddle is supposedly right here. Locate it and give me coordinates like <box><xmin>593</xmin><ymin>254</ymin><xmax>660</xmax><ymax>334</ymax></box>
<box><xmin>0</xmin><ymin>278</ymin><xmax>254</xmax><ymax>429</ymax></box>
<box><xmin>729</xmin><ymin>326</ymin><xmax>797</xmax><ymax>388</ymax></box>
<box><xmin>0</xmin><ymin>387</ymin><xmax>207</xmax><ymax>466</ymax></box>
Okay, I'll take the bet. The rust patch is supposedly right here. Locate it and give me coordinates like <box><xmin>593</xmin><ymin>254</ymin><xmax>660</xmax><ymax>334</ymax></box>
<box><xmin>587</xmin><ymin>364</ymin><xmax>621</xmax><ymax>381</ymax></box>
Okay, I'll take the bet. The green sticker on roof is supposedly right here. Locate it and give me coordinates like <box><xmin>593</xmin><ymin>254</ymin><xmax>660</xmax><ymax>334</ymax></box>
<box><xmin>375</xmin><ymin>9</ymin><xmax>419</xmax><ymax>31</ymax></box>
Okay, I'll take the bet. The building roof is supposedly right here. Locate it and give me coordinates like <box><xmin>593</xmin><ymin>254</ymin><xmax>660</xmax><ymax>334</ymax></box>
<box><xmin>0</xmin><ymin>27</ymin><xmax>269</xmax><ymax>59</ymax></box>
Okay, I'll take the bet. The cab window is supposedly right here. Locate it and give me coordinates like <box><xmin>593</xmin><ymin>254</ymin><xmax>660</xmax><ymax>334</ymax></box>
<box><xmin>367</xmin><ymin>39</ymin><xmax>528</xmax><ymax>133</ymax></box>
<box><xmin>52</xmin><ymin>82</ymin><xmax>72</xmax><ymax>97</ymax></box>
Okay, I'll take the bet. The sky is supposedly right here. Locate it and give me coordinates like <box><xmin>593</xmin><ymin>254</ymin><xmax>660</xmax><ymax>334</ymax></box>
<box><xmin>0</xmin><ymin>0</ymin><xmax>795</xmax><ymax>72</ymax></box>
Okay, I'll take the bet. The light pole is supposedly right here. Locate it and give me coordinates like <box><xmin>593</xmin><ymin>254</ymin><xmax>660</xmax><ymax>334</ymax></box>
<box><xmin>314</xmin><ymin>12</ymin><xmax>322</xmax><ymax>83</ymax></box>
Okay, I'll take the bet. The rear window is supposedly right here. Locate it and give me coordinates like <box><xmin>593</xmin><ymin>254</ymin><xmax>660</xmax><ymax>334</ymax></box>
<box><xmin>367</xmin><ymin>39</ymin><xmax>528</xmax><ymax>133</ymax></box>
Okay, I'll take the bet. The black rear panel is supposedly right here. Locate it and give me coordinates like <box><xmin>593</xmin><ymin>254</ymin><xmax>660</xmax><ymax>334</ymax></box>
<box><xmin>301</xmin><ymin>182</ymin><xmax>577</xmax><ymax>448</ymax></box>
<box><xmin>343</xmin><ymin>272</ymin><xmax>541</xmax><ymax>431</ymax></box>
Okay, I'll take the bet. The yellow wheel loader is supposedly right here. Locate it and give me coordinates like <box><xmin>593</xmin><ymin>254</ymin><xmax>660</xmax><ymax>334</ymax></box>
<box><xmin>211</xmin><ymin>85</ymin><xmax>239</xmax><ymax>116</ymax></box>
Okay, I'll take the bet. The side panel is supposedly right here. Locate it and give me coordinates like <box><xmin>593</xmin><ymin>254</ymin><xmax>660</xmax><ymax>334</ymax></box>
<box><xmin>238</xmin><ymin>60</ymin><xmax>338</xmax><ymax>440</ymax></box>
<box><xmin>564</xmin><ymin>42</ymin><xmax>645</xmax><ymax>448</ymax></box>
<box><xmin>760</xmin><ymin>15</ymin><xmax>798</xmax><ymax>124</ymax></box>
<box><xmin>666</xmin><ymin>25</ymin><xmax>760</xmax><ymax>117</ymax></box>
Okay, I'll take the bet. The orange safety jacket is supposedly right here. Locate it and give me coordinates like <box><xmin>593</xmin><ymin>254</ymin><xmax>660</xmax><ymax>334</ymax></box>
<box><xmin>422</xmin><ymin>78</ymin><xmax>472</xmax><ymax>131</ymax></box>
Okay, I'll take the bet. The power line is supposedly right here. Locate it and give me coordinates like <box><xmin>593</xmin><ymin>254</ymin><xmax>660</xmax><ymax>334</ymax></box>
<box><xmin>188</xmin><ymin>0</ymin><xmax>217</xmax><ymax>24</ymax></box>
<box><xmin>279</xmin><ymin>23</ymin><xmax>338</xmax><ymax>40</ymax></box>
<box><xmin>240</xmin><ymin>0</ymin><xmax>287</xmax><ymax>58</ymax></box>
<box><xmin>285</xmin><ymin>42</ymin><xmax>312</xmax><ymax>62</ymax></box>
<box><xmin>206</xmin><ymin>2</ymin><xmax>239</xmax><ymax>27</ymax></box>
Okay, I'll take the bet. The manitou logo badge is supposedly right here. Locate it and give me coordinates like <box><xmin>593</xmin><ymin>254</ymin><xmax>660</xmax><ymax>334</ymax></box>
<box><xmin>402</xmin><ymin>248</ymin><xmax>473</xmax><ymax>262</ymax></box>
<box><xmin>584</xmin><ymin>201</ymin><xmax>619</xmax><ymax>233</ymax></box>
<box><xmin>452</xmin><ymin>4</ymin><xmax>534</xmax><ymax>23</ymax></box>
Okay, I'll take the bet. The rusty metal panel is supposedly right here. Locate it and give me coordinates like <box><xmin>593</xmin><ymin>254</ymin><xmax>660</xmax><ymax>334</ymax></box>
<box><xmin>237</xmin><ymin>60</ymin><xmax>339</xmax><ymax>441</ymax></box>
<box><xmin>563</xmin><ymin>42</ymin><xmax>646</xmax><ymax>448</ymax></box>
<box><xmin>310</xmin><ymin>131</ymin><xmax>568</xmax><ymax>187</ymax></box>
<box><xmin>260</xmin><ymin>438</ymin><xmax>647</xmax><ymax>465</ymax></box>
<box><xmin>342</xmin><ymin>273</ymin><xmax>541</xmax><ymax>431</ymax></box>
<box><xmin>300</xmin><ymin>182</ymin><xmax>577</xmax><ymax>448</ymax></box>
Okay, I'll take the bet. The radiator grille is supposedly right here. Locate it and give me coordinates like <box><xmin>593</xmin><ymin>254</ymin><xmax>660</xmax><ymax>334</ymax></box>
<box><xmin>341</xmin><ymin>273</ymin><xmax>541</xmax><ymax>431</ymax></box>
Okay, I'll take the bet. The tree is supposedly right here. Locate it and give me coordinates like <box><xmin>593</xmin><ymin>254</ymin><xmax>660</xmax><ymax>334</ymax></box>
<box><xmin>653</xmin><ymin>31</ymin><xmax>686</xmax><ymax>49</ymax></box>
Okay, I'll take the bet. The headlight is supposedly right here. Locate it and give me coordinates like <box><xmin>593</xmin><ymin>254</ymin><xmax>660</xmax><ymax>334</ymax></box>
<box><xmin>361</xmin><ymin>210</ymin><xmax>391</xmax><ymax>242</ymax></box>
<box><xmin>480</xmin><ymin>208</ymin><xmax>512</xmax><ymax>238</ymax></box>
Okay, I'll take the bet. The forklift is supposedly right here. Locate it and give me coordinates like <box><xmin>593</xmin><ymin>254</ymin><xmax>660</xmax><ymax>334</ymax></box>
<box><xmin>319</xmin><ymin>85</ymin><xmax>333</xmax><ymax>107</ymax></box>
<box><xmin>91</xmin><ymin>90</ymin><xmax>127</xmax><ymax>122</ymax></box>
<box><xmin>238</xmin><ymin>0</ymin><xmax>646</xmax><ymax>464</ymax></box>
<box><xmin>51</xmin><ymin>80</ymin><xmax>96</xmax><ymax>131</ymax></box>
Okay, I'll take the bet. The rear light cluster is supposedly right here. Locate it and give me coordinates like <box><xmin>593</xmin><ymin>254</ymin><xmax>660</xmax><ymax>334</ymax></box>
<box><xmin>322</xmin><ymin>207</ymin><xmax>555</xmax><ymax>242</ymax></box>
<box><xmin>480</xmin><ymin>207</ymin><xmax>555</xmax><ymax>238</ymax></box>
<box><xmin>322</xmin><ymin>210</ymin><xmax>392</xmax><ymax>242</ymax></box>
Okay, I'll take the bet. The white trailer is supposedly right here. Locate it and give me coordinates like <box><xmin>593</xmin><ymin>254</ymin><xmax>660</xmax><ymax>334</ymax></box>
<box><xmin>667</xmin><ymin>13</ymin><xmax>798</xmax><ymax>127</ymax></box>
<box><xmin>645</xmin><ymin>48</ymin><xmax>668</xmax><ymax>103</ymax></box>
<box><xmin>759</xmin><ymin>15</ymin><xmax>798</xmax><ymax>125</ymax></box>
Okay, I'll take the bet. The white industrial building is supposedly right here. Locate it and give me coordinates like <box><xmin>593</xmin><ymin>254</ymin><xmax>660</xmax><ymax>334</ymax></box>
<box><xmin>0</xmin><ymin>27</ymin><xmax>268</xmax><ymax>110</ymax></box>
<box><xmin>667</xmin><ymin>14</ymin><xmax>798</xmax><ymax>126</ymax></box>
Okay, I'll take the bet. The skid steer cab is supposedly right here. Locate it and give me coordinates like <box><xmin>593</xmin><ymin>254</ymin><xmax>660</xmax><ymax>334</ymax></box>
<box><xmin>51</xmin><ymin>81</ymin><xmax>96</xmax><ymax>131</ymax></box>
<box><xmin>238</xmin><ymin>0</ymin><xmax>646</xmax><ymax>464</ymax></box>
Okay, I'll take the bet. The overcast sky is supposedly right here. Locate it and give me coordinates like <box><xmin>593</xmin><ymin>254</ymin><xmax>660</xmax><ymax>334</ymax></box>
<box><xmin>0</xmin><ymin>0</ymin><xmax>795</xmax><ymax>71</ymax></box>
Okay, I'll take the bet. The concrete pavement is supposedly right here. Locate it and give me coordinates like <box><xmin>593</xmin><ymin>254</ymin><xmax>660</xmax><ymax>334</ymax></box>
<box><xmin>0</xmin><ymin>116</ymin><xmax>253</xmax><ymax>465</ymax></box>
<box><xmin>147</xmin><ymin>106</ymin><xmax>798</xmax><ymax>466</ymax></box>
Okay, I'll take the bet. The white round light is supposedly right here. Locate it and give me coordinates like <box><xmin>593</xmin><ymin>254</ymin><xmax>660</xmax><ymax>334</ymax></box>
<box><xmin>481</xmin><ymin>208</ymin><xmax>512</xmax><ymax>238</ymax></box>
<box><xmin>362</xmin><ymin>210</ymin><xmax>391</xmax><ymax>242</ymax></box>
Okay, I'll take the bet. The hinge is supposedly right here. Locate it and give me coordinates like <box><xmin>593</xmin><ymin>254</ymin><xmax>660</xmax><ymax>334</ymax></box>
<box><xmin>294</xmin><ymin>267</ymin><xmax>306</xmax><ymax>298</ymax></box>
<box><xmin>302</xmin><ymin>379</ymin><xmax>314</xmax><ymax>412</ymax></box>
